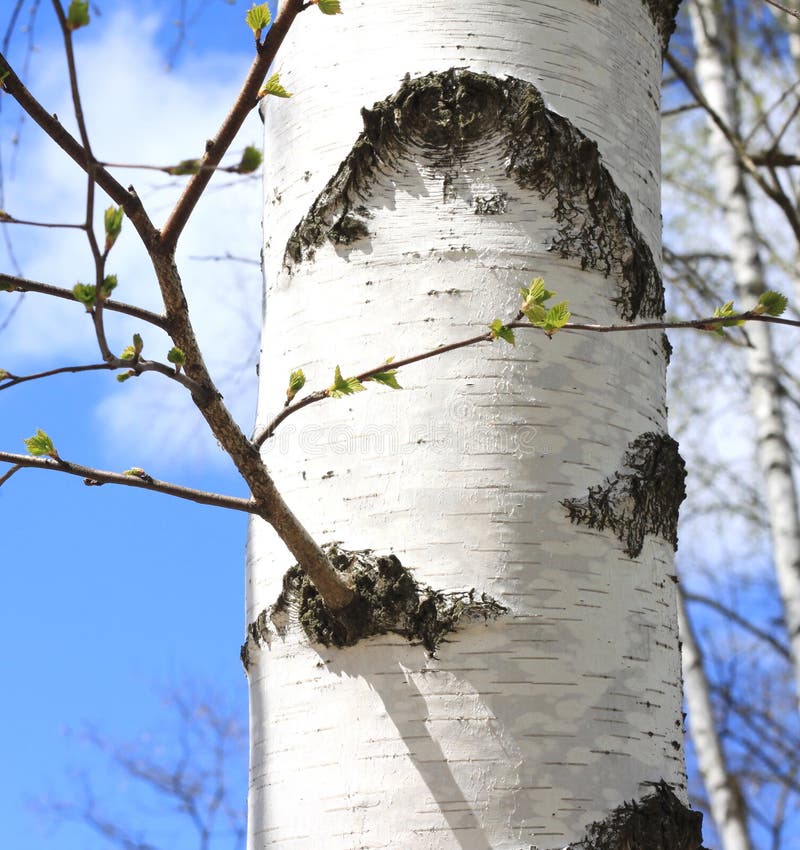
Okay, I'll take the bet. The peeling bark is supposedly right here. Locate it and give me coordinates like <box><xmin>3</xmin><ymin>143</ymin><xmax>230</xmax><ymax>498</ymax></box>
<box><xmin>562</xmin><ymin>432</ymin><xmax>687</xmax><ymax>557</ymax></box>
<box><xmin>285</xmin><ymin>69</ymin><xmax>665</xmax><ymax>320</ymax></box>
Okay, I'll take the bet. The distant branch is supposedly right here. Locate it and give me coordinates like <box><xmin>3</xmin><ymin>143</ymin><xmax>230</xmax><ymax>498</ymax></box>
<box><xmin>0</xmin><ymin>451</ymin><xmax>257</xmax><ymax>514</ymax></box>
<box><xmin>762</xmin><ymin>0</ymin><xmax>800</xmax><ymax>21</ymax></box>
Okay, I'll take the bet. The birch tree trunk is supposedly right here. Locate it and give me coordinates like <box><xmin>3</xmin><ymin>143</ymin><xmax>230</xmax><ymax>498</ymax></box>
<box><xmin>689</xmin><ymin>0</ymin><xmax>800</xmax><ymax>701</ymax></box>
<box><xmin>678</xmin><ymin>591</ymin><xmax>753</xmax><ymax>850</ymax></box>
<box><xmin>243</xmin><ymin>2</ymin><xmax>699</xmax><ymax>847</ymax></box>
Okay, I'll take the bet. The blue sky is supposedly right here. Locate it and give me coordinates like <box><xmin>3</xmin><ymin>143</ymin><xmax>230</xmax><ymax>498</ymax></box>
<box><xmin>1</xmin><ymin>3</ymin><xmax>271</xmax><ymax>847</ymax></box>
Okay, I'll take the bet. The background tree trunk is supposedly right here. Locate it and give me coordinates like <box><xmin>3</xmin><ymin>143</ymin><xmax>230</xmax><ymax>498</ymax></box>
<box><xmin>245</xmin><ymin>1</ymin><xmax>692</xmax><ymax>847</ymax></box>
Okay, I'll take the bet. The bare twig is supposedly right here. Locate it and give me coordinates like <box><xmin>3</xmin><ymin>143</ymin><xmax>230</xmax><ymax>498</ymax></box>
<box><xmin>0</xmin><ymin>451</ymin><xmax>257</xmax><ymax>514</ymax></box>
<box><xmin>762</xmin><ymin>0</ymin><xmax>800</xmax><ymax>21</ymax></box>
<box><xmin>0</xmin><ymin>358</ymin><xmax>205</xmax><ymax>395</ymax></box>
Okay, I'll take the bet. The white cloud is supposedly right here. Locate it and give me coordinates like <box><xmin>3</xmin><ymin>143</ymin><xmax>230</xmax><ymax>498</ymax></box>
<box><xmin>1</xmin><ymin>8</ymin><xmax>265</xmax><ymax>469</ymax></box>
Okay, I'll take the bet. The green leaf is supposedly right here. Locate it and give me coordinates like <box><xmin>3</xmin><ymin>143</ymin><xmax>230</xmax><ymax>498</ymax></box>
<box><xmin>237</xmin><ymin>145</ymin><xmax>263</xmax><ymax>174</ymax></box>
<box><xmin>167</xmin><ymin>346</ymin><xmax>186</xmax><ymax>371</ymax></box>
<box><xmin>258</xmin><ymin>72</ymin><xmax>292</xmax><ymax>100</ymax></box>
<box><xmin>369</xmin><ymin>365</ymin><xmax>402</xmax><ymax>389</ymax></box>
<box><xmin>120</xmin><ymin>346</ymin><xmax>136</xmax><ymax>361</ymax></box>
<box><xmin>168</xmin><ymin>158</ymin><xmax>202</xmax><ymax>176</ymax></box>
<box><xmin>133</xmin><ymin>333</ymin><xmax>143</xmax><ymax>354</ymax></box>
<box><xmin>24</xmin><ymin>428</ymin><xmax>58</xmax><ymax>458</ymax></box>
<box><xmin>99</xmin><ymin>274</ymin><xmax>117</xmax><ymax>300</ymax></box>
<box><xmin>104</xmin><ymin>205</ymin><xmax>124</xmax><ymax>250</ymax></box>
<box><xmin>117</xmin><ymin>371</ymin><xmax>135</xmax><ymax>382</ymax></box>
<box><xmin>66</xmin><ymin>0</ymin><xmax>90</xmax><ymax>30</ymax></box>
<box><xmin>72</xmin><ymin>282</ymin><xmax>96</xmax><ymax>309</ymax></box>
<box><xmin>245</xmin><ymin>3</ymin><xmax>272</xmax><ymax>37</ymax></box>
<box><xmin>521</xmin><ymin>302</ymin><xmax>547</xmax><ymax>325</ymax></box>
<box><xmin>756</xmin><ymin>290</ymin><xmax>788</xmax><ymax>317</ymax></box>
<box><xmin>329</xmin><ymin>365</ymin><xmax>365</xmax><ymax>398</ymax></box>
<box><xmin>286</xmin><ymin>368</ymin><xmax>306</xmax><ymax>403</ymax></box>
<box><xmin>489</xmin><ymin>319</ymin><xmax>515</xmax><ymax>345</ymax></box>
<box><xmin>317</xmin><ymin>0</ymin><xmax>343</xmax><ymax>14</ymax></box>
<box><xmin>540</xmin><ymin>301</ymin><xmax>571</xmax><ymax>336</ymax></box>
<box><xmin>707</xmin><ymin>300</ymin><xmax>744</xmax><ymax>335</ymax></box>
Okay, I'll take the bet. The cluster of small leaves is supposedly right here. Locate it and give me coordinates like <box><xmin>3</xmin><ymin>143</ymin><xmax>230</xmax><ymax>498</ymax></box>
<box><xmin>329</xmin><ymin>365</ymin><xmax>365</xmax><ymax>398</ymax></box>
<box><xmin>488</xmin><ymin>318</ymin><xmax>515</xmax><ymax>345</ymax></box>
<box><xmin>286</xmin><ymin>368</ymin><xmax>306</xmax><ymax>404</ymax></box>
<box><xmin>704</xmin><ymin>289</ymin><xmax>788</xmax><ymax>335</ymax></box>
<box><xmin>519</xmin><ymin>278</ymin><xmax>571</xmax><ymax>337</ymax></box>
<box><xmin>24</xmin><ymin>429</ymin><xmax>59</xmax><ymax>459</ymax></box>
<box><xmin>258</xmin><ymin>73</ymin><xmax>292</xmax><ymax>100</ymax></box>
<box><xmin>120</xmin><ymin>333</ymin><xmax>144</xmax><ymax>362</ymax></box>
<box><xmin>66</xmin><ymin>0</ymin><xmax>90</xmax><ymax>31</ymax></box>
<box><xmin>104</xmin><ymin>206</ymin><xmax>123</xmax><ymax>252</ymax></box>
<box><xmin>327</xmin><ymin>360</ymin><xmax>401</xmax><ymax>399</ymax></box>
<box><xmin>72</xmin><ymin>275</ymin><xmax>117</xmax><ymax>311</ymax></box>
<box><xmin>245</xmin><ymin>3</ymin><xmax>271</xmax><ymax>40</ymax></box>
<box><xmin>167</xmin><ymin>346</ymin><xmax>186</xmax><ymax>373</ymax></box>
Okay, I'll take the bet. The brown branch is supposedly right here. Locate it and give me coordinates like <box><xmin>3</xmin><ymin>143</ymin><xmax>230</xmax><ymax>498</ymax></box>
<box><xmin>159</xmin><ymin>0</ymin><xmax>306</xmax><ymax>249</ymax></box>
<box><xmin>0</xmin><ymin>464</ymin><xmax>21</xmax><ymax>486</ymax></box>
<box><xmin>0</xmin><ymin>451</ymin><xmax>257</xmax><ymax>513</ymax></box>
<box><xmin>0</xmin><ymin>55</ymin><xmax>158</xmax><ymax>246</ymax></box>
<box><xmin>0</xmin><ymin>357</ymin><xmax>209</xmax><ymax>397</ymax></box>
<box><xmin>0</xmin><ymin>274</ymin><xmax>169</xmax><ymax>329</ymax></box>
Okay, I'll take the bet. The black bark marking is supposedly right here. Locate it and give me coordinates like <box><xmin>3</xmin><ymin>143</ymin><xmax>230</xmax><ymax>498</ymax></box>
<box><xmin>246</xmin><ymin>545</ymin><xmax>506</xmax><ymax>656</ymax></box>
<box><xmin>562</xmin><ymin>432</ymin><xmax>687</xmax><ymax>558</ymax></box>
<box><xmin>572</xmin><ymin>781</ymin><xmax>707</xmax><ymax>850</ymax></box>
<box><xmin>643</xmin><ymin>0</ymin><xmax>683</xmax><ymax>53</ymax></box>
<box><xmin>285</xmin><ymin>69</ymin><xmax>664</xmax><ymax>321</ymax></box>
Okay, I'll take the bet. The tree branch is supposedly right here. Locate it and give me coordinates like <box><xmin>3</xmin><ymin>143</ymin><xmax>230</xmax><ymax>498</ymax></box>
<box><xmin>255</xmin><ymin>309</ymin><xmax>800</xmax><ymax>445</ymax></box>
<box><xmin>0</xmin><ymin>451</ymin><xmax>258</xmax><ymax>514</ymax></box>
<box><xmin>158</xmin><ymin>0</ymin><xmax>306</xmax><ymax>249</ymax></box>
<box><xmin>0</xmin><ymin>54</ymin><xmax>158</xmax><ymax>246</ymax></box>
<box><xmin>0</xmin><ymin>273</ymin><xmax>169</xmax><ymax>329</ymax></box>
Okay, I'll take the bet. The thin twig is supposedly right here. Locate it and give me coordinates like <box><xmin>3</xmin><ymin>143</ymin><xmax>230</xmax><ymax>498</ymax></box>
<box><xmin>762</xmin><ymin>0</ymin><xmax>800</xmax><ymax>21</ymax></box>
<box><xmin>0</xmin><ymin>357</ymin><xmax>207</xmax><ymax>396</ymax></box>
<box><xmin>255</xmin><ymin>309</ymin><xmax>800</xmax><ymax>445</ymax></box>
<box><xmin>159</xmin><ymin>0</ymin><xmax>307</xmax><ymax>249</ymax></box>
<box><xmin>0</xmin><ymin>215</ymin><xmax>85</xmax><ymax>229</ymax></box>
<box><xmin>0</xmin><ymin>464</ymin><xmax>21</xmax><ymax>486</ymax></box>
<box><xmin>0</xmin><ymin>273</ymin><xmax>169</xmax><ymax>329</ymax></box>
<box><xmin>0</xmin><ymin>451</ymin><xmax>257</xmax><ymax>514</ymax></box>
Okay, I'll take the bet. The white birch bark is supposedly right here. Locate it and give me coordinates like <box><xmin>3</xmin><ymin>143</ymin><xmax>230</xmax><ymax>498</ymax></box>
<box><xmin>678</xmin><ymin>591</ymin><xmax>753</xmax><ymax>850</ymax></box>
<box><xmin>690</xmin><ymin>0</ymin><xmax>800</xmax><ymax>699</ymax></box>
<box><xmin>245</xmin><ymin>2</ymin><xmax>688</xmax><ymax>847</ymax></box>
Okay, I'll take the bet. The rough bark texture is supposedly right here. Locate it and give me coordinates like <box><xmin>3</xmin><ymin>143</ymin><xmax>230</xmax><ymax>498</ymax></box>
<box><xmin>562</xmin><ymin>432</ymin><xmax>687</xmax><ymax>558</ymax></box>
<box><xmin>286</xmin><ymin>70</ymin><xmax>665</xmax><ymax>321</ymax></box>
<box><xmin>572</xmin><ymin>782</ymin><xmax>706</xmax><ymax>850</ymax></box>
